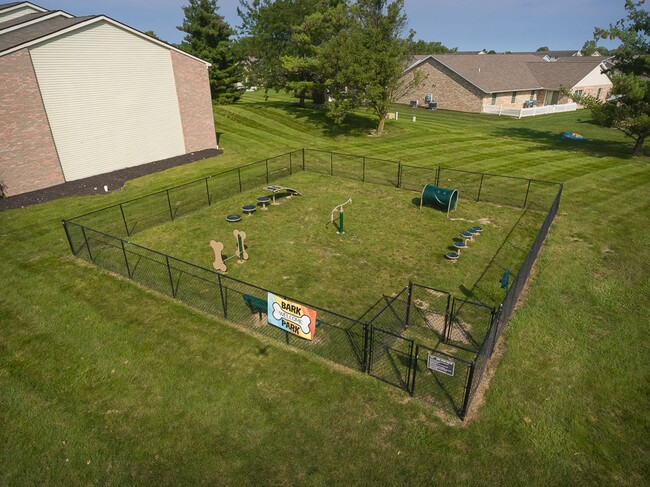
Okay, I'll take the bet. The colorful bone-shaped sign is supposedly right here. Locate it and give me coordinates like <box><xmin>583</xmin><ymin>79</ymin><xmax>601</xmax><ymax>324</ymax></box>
<box><xmin>271</xmin><ymin>301</ymin><xmax>312</xmax><ymax>334</ymax></box>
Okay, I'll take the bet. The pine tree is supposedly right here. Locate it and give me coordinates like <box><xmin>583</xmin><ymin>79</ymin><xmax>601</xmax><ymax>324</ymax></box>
<box><xmin>178</xmin><ymin>0</ymin><xmax>243</xmax><ymax>104</ymax></box>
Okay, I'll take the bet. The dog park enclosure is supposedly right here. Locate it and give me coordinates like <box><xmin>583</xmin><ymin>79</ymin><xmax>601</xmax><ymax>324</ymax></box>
<box><xmin>62</xmin><ymin>149</ymin><xmax>562</xmax><ymax>419</ymax></box>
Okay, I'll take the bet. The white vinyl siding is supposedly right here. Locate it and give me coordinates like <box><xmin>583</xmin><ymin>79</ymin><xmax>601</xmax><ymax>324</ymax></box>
<box><xmin>0</xmin><ymin>5</ymin><xmax>42</xmax><ymax>22</ymax></box>
<box><xmin>29</xmin><ymin>21</ymin><xmax>185</xmax><ymax>181</ymax></box>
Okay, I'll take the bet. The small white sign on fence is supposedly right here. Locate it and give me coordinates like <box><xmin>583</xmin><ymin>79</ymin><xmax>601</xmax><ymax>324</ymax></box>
<box><xmin>427</xmin><ymin>354</ymin><xmax>455</xmax><ymax>376</ymax></box>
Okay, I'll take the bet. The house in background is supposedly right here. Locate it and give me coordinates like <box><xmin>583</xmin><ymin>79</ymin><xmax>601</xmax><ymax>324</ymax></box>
<box><xmin>0</xmin><ymin>2</ymin><xmax>217</xmax><ymax>196</ymax></box>
<box><xmin>398</xmin><ymin>53</ymin><xmax>612</xmax><ymax>114</ymax></box>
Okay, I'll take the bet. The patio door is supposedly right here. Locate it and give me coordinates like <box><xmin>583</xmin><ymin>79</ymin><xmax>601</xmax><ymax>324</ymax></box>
<box><xmin>551</xmin><ymin>91</ymin><xmax>560</xmax><ymax>105</ymax></box>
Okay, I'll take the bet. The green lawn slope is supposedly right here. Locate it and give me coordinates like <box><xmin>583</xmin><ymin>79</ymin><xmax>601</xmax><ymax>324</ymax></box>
<box><xmin>1</xmin><ymin>91</ymin><xmax>647</xmax><ymax>485</ymax></box>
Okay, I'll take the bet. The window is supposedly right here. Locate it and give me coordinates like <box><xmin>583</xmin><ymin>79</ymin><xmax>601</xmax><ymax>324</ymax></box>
<box><xmin>491</xmin><ymin>93</ymin><xmax>497</xmax><ymax>105</ymax></box>
<box><xmin>511</xmin><ymin>91</ymin><xmax>517</xmax><ymax>103</ymax></box>
<box><xmin>530</xmin><ymin>90</ymin><xmax>536</xmax><ymax>101</ymax></box>
<box><xmin>575</xmin><ymin>89</ymin><xmax>584</xmax><ymax>96</ymax></box>
<box><xmin>597</xmin><ymin>88</ymin><xmax>602</xmax><ymax>99</ymax></box>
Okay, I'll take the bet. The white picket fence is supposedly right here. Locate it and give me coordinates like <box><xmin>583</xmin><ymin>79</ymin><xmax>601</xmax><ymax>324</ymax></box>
<box><xmin>482</xmin><ymin>102</ymin><xmax>578</xmax><ymax>118</ymax></box>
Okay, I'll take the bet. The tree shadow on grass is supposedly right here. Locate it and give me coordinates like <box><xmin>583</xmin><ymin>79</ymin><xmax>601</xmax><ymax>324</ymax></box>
<box><xmin>492</xmin><ymin>126</ymin><xmax>643</xmax><ymax>159</ymax></box>
<box><xmin>248</xmin><ymin>99</ymin><xmax>378</xmax><ymax>138</ymax></box>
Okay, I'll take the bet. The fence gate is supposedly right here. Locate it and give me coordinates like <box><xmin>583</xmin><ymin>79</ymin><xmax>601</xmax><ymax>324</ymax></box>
<box><xmin>367</xmin><ymin>326</ymin><xmax>414</xmax><ymax>392</ymax></box>
<box><xmin>411</xmin><ymin>344</ymin><xmax>474</xmax><ymax>418</ymax></box>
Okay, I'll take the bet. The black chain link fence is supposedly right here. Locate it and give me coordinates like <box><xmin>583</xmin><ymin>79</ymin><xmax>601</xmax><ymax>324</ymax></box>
<box><xmin>411</xmin><ymin>345</ymin><xmax>473</xmax><ymax>418</ymax></box>
<box><xmin>62</xmin><ymin>149</ymin><xmax>562</xmax><ymax>420</ymax></box>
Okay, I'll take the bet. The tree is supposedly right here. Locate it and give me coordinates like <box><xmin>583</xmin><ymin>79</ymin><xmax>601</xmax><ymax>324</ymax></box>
<box><xmin>320</xmin><ymin>0</ymin><xmax>413</xmax><ymax>135</ymax></box>
<box><xmin>571</xmin><ymin>0</ymin><xmax>649</xmax><ymax>156</ymax></box>
<box><xmin>237</xmin><ymin>0</ymin><xmax>324</xmax><ymax>95</ymax></box>
<box><xmin>280</xmin><ymin>1</ymin><xmax>347</xmax><ymax>106</ymax></box>
<box><xmin>178</xmin><ymin>0</ymin><xmax>243</xmax><ymax>104</ymax></box>
<box><xmin>536</xmin><ymin>46</ymin><xmax>550</xmax><ymax>52</ymax></box>
<box><xmin>581</xmin><ymin>39</ymin><xmax>610</xmax><ymax>56</ymax></box>
<box><xmin>143</xmin><ymin>30</ymin><xmax>162</xmax><ymax>41</ymax></box>
<box><xmin>405</xmin><ymin>38</ymin><xmax>456</xmax><ymax>55</ymax></box>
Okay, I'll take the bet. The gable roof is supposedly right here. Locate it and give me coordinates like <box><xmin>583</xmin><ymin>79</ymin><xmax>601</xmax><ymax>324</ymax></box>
<box><xmin>0</xmin><ymin>2</ymin><xmax>23</xmax><ymax>10</ymax></box>
<box><xmin>0</xmin><ymin>10</ymin><xmax>52</xmax><ymax>29</ymax></box>
<box><xmin>0</xmin><ymin>14</ymin><xmax>95</xmax><ymax>53</ymax></box>
<box><xmin>0</xmin><ymin>3</ymin><xmax>210</xmax><ymax>66</ymax></box>
<box><xmin>422</xmin><ymin>54</ymin><xmax>544</xmax><ymax>92</ymax></box>
<box><xmin>527</xmin><ymin>61</ymin><xmax>607</xmax><ymax>90</ymax></box>
<box><xmin>0</xmin><ymin>2</ymin><xmax>46</xmax><ymax>14</ymax></box>
<box><xmin>407</xmin><ymin>53</ymin><xmax>610</xmax><ymax>93</ymax></box>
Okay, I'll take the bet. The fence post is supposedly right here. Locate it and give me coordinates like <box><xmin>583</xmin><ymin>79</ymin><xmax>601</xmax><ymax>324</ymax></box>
<box><xmin>119</xmin><ymin>203</ymin><xmax>130</xmax><ymax>237</ymax></box>
<box><xmin>489</xmin><ymin>307</ymin><xmax>499</xmax><ymax>356</ymax></box>
<box><xmin>302</xmin><ymin>148</ymin><xmax>305</xmax><ymax>170</ymax></box>
<box><xmin>443</xmin><ymin>293</ymin><xmax>452</xmax><ymax>341</ymax></box>
<box><xmin>410</xmin><ymin>345</ymin><xmax>419</xmax><ymax>396</ymax></box>
<box><xmin>397</xmin><ymin>161</ymin><xmax>402</xmax><ymax>188</ymax></box>
<box><xmin>266</xmin><ymin>159</ymin><xmax>269</xmax><ymax>183</ymax></box>
<box><xmin>362</xmin><ymin>157</ymin><xmax>366</xmax><ymax>182</ymax></box>
<box><xmin>405</xmin><ymin>340</ymin><xmax>415</xmax><ymax>394</ymax></box>
<box><xmin>523</xmin><ymin>179</ymin><xmax>532</xmax><ymax>208</ymax></box>
<box><xmin>460</xmin><ymin>361</ymin><xmax>476</xmax><ymax>420</ymax></box>
<box><xmin>62</xmin><ymin>221</ymin><xmax>75</xmax><ymax>254</ymax></box>
<box><xmin>435</xmin><ymin>166</ymin><xmax>441</xmax><ymax>187</ymax></box>
<box><xmin>217</xmin><ymin>273</ymin><xmax>227</xmax><ymax>319</ymax></box>
<box><xmin>205</xmin><ymin>177</ymin><xmax>211</xmax><ymax>206</ymax></box>
<box><xmin>477</xmin><ymin>174</ymin><xmax>484</xmax><ymax>202</ymax></box>
<box><xmin>166</xmin><ymin>189</ymin><xmax>174</xmax><ymax>222</ymax></box>
<box><xmin>330</xmin><ymin>152</ymin><xmax>333</xmax><ymax>176</ymax></box>
<box><xmin>362</xmin><ymin>323</ymin><xmax>371</xmax><ymax>373</ymax></box>
<box><xmin>445</xmin><ymin>297</ymin><xmax>456</xmax><ymax>343</ymax></box>
<box><xmin>289</xmin><ymin>152</ymin><xmax>293</xmax><ymax>175</ymax></box>
<box><xmin>237</xmin><ymin>167</ymin><xmax>242</xmax><ymax>193</ymax></box>
<box><xmin>121</xmin><ymin>239</ymin><xmax>132</xmax><ymax>278</ymax></box>
<box><xmin>166</xmin><ymin>255</ymin><xmax>176</xmax><ymax>298</ymax></box>
<box><xmin>81</xmin><ymin>226</ymin><xmax>93</xmax><ymax>262</ymax></box>
<box><xmin>404</xmin><ymin>281</ymin><xmax>412</xmax><ymax>328</ymax></box>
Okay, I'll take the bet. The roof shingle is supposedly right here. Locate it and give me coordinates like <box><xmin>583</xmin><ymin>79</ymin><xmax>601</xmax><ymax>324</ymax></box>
<box><xmin>408</xmin><ymin>54</ymin><xmax>610</xmax><ymax>93</ymax></box>
<box><xmin>0</xmin><ymin>15</ymin><xmax>95</xmax><ymax>53</ymax></box>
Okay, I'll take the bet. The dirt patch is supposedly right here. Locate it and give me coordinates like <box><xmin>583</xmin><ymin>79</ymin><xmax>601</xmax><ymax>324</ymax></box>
<box><xmin>449</xmin><ymin>217</ymin><xmax>492</xmax><ymax>225</ymax></box>
<box><xmin>460</xmin><ymin>336</ymin><xmax>507</xmax><ymax>425</ymax></box>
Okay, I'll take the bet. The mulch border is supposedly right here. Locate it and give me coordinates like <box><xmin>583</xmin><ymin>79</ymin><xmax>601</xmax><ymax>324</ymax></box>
<box><xmin>0</xmin><ymin>148</ymin><xmax>222</xmax><ymax>211</ymax></box>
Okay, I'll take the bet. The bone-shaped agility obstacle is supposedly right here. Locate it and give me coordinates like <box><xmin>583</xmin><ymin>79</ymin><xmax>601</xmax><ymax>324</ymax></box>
<box><xmin>234</xmin><ymin>229</ymin><xmax>248</xmax><ymax>262</ymax></box>
<box><xmin>271</xmin><ymin>301</ymin><xmax>312</xmax><ymax>334</ymax></box>
<box><xmin>209</xmin><ymin>240</ymin><xmax>227</xmax><ymax>272</ymax></box>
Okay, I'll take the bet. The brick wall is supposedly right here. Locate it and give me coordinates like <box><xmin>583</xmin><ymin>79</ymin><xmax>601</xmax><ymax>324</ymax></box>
<box><xmin>397</xmin><ymin>59</ymin><xmax>485</xmax><ymax>113</ymax></box>
<box><xmin>481</xmin><ymin>90</ymin><xmax>542</xmax><ymax>108</ymax></box>
<box><xmin>170</xmin><ymin>50</ymin><xmax>218</xmax><ymax>153</ymax></box>
<box><xmin>0</xmin><ymin>49</ymin><xmax>64</xmax><ymax>196</ymax></box>
<box><xmin>575</xmin><ymin>84</ymin><xmax>611</xmax><ymax>105</ymax></box>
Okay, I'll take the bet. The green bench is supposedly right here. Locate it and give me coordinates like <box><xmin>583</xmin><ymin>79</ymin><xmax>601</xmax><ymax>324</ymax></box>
<box><xmin>242</xmin><ymin>294</ymin><xmax>321</xmax><ymax>328</ymax></box>
<box><xmin>243</xmin><ymin>294</ymin><xmax>267</xmax><ymax>319</ymax></box>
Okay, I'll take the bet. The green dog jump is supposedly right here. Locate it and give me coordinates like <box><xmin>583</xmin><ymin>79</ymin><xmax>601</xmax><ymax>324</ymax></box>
<box><xmin>420</xmin><ymin>184</ymin><xmax>458</xmax><ymax>217</ymax></box>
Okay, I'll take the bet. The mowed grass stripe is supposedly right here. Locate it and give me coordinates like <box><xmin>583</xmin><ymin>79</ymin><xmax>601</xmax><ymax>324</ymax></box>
<box><xmin>1</xmin><ymin>90</ymin><xmax>647</xmax><ymax>485</ymax></box>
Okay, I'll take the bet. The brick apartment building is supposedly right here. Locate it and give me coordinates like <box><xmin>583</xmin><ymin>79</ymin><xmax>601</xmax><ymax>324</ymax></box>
<box><xmin>398</xmin><ymin>53</ymin><xmax>613</xmax><ymax>113</ymax></box>
<box><xmin>0</xmin><ymin>2</ymin><xmax>217</xmax><ymax>196</ymax></box>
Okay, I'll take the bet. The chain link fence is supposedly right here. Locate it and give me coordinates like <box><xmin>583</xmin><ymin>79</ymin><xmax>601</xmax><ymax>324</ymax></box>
<box><xmin>63</xmin><ymin>149</ymin><xmax>562</xmax><ymax>420</ymax></box>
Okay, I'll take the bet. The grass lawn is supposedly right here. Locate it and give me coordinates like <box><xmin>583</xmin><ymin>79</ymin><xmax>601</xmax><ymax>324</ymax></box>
<box><xmin>1</xmin><ymin>90</ymin><xmax>648</xmax><ymax>485</ymax></box>
<box><xmin>128</xmin><ymin>171</ymin><xmax>538</xmax><ymax>317</ymax></box>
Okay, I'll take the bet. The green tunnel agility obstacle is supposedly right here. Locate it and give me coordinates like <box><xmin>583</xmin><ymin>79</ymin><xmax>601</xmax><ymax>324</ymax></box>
<box><xmin>420</xmin><ymin>184</ymin><xmax>458</xmax><ymax>217</ymax></box>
